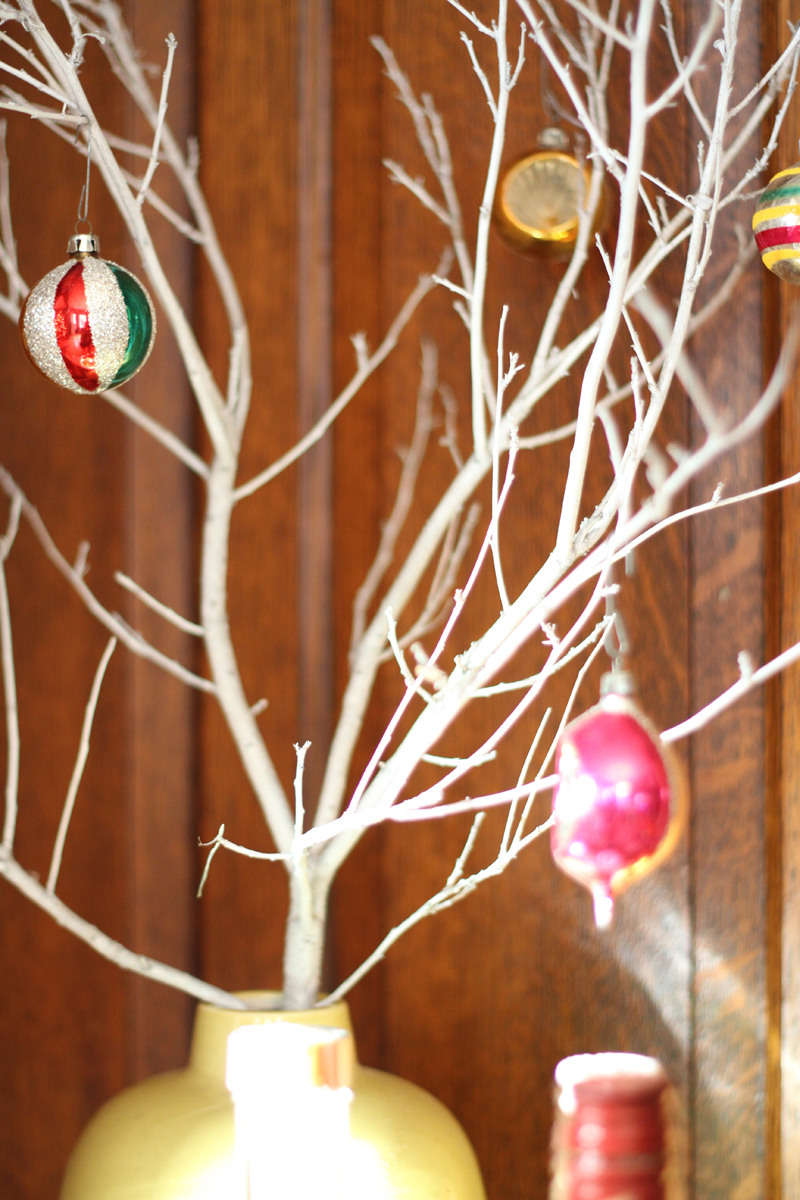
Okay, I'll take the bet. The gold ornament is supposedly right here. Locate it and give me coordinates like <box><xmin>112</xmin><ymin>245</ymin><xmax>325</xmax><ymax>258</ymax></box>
<box><xmin>494</xmin><ymin>136</ymin><xmax>605</xmax><ymax>260</ymax></box>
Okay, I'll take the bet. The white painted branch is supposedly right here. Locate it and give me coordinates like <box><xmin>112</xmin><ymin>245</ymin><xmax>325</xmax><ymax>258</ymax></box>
<box><xmin>121</xmin><ymin>167</ymin><xmax>205</xmax><ymax>243</ymax></box>
<box><xmin>554</xmin><ymin>0</ymin><xmax>656</xmax><ymax>560</ymax></box>
<box><xmin>0</xmin><ymin>846</ymin><xmax>247</xmax><ymax>1008</ymax></box>
<box><xmin>502</xmin><ymin>706</ymin><xmax>550</xmax><ymax>853</ymax></box>
<box><xmin>728</xmin><ymin>17</ymin><xmax>800</xmax><ymax>118</ymax></box>
<box><xmin>99</xmin><ymin>389</ymin><xmax>208</xmax><ymax>477</ymax></box>
<box><xmin>660</xmin><ymin>0</ymin><xmax>712</xmax><ymax>138</ymax></box>
<box><xmin>114</xmin><ymin>571</ymin><xmax>204</xmax><ymax>636</ymax></box>
<box><xmin>446</xmin><ymin>0</ymin><xmax>493</xmax><ymax>36</ymax></box>
<box><xmin>18</xmin><ymin>0</ymin><xmax>233</xmax><ymax>458</ymax></box>
<box><xmin>0</xmin><ymin>57</ymin><xmax>72</xmax><ymax>105</ymax></box>
<box><xmin>0</xmin><ymin>97</ymin><xmax>81</xmax><ymax>122</ymax></box>
<box><xmin>2</xmin><ymin>0</ymin><xmax>795</xmax><ymax>1015</ymax></box>
<box><xmin>490</xmin><ymin>307</ymin><xmax>517</xmax><ymax>610</ymax></box>
<box><xmin>92</xmin><ymin>0</ymin><xmax>251</xmax><ymax>427</ymax></box>
<box><xmin>350</xmin><ymin>342</ymin><xmax>436</xmax><ymax>655</ymax></box>
<box><xmin>46</xmin><ymin>638</ymin><xmax>116</xmax><ymax>894</ymax></box>
<box><xmin>460</xmin><ymin>33</ymin><xmax>498</xmax><ymax>120</ymax></box>
<box><xmin>632</xmin><ymin>288</ymin><xmax>719</xmax><ymax>432</ymax></box>
<box><xmin>136</xmin><ymin>33</ymin><xmax>176</xmax><ymax>208</ymax></box>
<box><xmin>370</xmin><ymin>39</ymin><xmax>474</xmax><ymax>292</ymax></box>
<box><xmin>645</xmin><ymin>7</ymin><xmax>720</xmax><ymax>118</ymax></box>
<box><xmin>384</xmin><ymin>158</ymin><xmax>452</xmax><ymax>225</ymax></box>
<box><xmin>315</xmin><ymin>444</ymin><xmax>519</xmax><ymax>863</ymax></box>
<box><xmin>320</xmin><ymin>811</ymin><xmax>554</xmax><ymax>1006</ymax></box>
<box><xmin>234</xmin><ymin>268</ymin><xmax>440</xmax><ymax>501</ymax></box>
<box><xmin>466</xmin><ymin>0</ymin><xmax>517</xmax><ymax>457</ymax></box>
<box><xmin>317</xmin><ymin>332</ymin><xmax>793</xmax><ymax>883</ymax></box>
<box><xmin>201</xmin><ymin>458</ymin><xmax>294</xmax><ymax>855</ymax></box>
<box><xmin>395</xmin><ymin>504</ymin><xmax>481</xmax><ymax>653</ymax></box>
<box><xmin>560</xmin><ymin>0</ymin><xmax>632</xmax><ymax>48</ymax></box>
<box><xmin>0</xmin><ymin>469</ymin><xmax>215</xmax><ymax>693</ymax></box>
<box><xmin>0</xmin><ymin>118</ymin><xmax>23</xmax><ymax>305</ymax></box>
<box><xmin>0</xmin><ymin>30</ymin><xmax>61</xmax><ymax>92</ymax></box>
<box><xmin>662</xmin><ymin>639</ymin><xmax>800</xmax><ymax>744</ymax></box>
<box><xmin>390</xmin><ymin>777</ymin><xmax>557</xmax><ymax>823</ymax></box>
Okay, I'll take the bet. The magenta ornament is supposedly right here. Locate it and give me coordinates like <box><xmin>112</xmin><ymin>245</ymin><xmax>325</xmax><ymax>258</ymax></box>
<box><xmin>551</xmin><ymin>688</ymin><xmax>685</xmax><ymax>928</ymax></box>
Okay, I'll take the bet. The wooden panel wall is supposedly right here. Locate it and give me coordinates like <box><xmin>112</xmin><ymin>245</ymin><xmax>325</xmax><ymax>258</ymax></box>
<box><xmin>775</xmin><ymin>3</ymin><xmax>800</xmax><ymax>1196</ymax></box>
<box><xmin>0</xmin><ymin>1</ymin><xmax>195</xmax><ymax>1196</ymax></box>
<box><xmin>687</xmin><ymin>5</ymin><xmax>771</xmax><ymax>1197</ymax></box>
<box><xmin>328</xmin><ymin>6</ymin><xmax>693</xmax><ymax>1199</ymax></box>
<box><xmin>0</xmin><ymin>1</ymin><xmax>789</xmax><ymax>1198</ymax></box>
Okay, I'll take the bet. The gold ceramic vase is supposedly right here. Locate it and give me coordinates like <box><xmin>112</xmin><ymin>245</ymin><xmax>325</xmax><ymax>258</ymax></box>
<box><xmin>60</xmin><ymin>992</ymin><xmax>487</xmax><ymax>1200</ymax></box>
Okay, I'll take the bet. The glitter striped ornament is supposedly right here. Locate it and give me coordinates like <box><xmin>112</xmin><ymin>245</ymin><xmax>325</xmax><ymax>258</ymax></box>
<box><xmin>19</xmin><ymin>234</ymin><xmax>156</xmax><ymax>393</ymax></box>
<box><xmin>752</xmin><ymin>163</ymin><xmax>800</xmax><ymax>283</ymax></box>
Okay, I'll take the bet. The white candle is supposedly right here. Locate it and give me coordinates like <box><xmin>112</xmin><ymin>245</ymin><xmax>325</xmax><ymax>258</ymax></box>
<box><xmin>226</xmin><ymin>1022</ymin><xmax>354</xmax><ymax>1200</ymax></box>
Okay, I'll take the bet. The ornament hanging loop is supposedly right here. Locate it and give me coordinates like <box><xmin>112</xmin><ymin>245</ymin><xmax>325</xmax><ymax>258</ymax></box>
<box><xmin>601</xmin><ymin>593</ymin><xmax>635</xmax><ymax>697</ymax></box>
<box><xmin>74</xmin><ymin>118</ymin><xmax>93</xmax><ymax>234</ymax></box>
<box><xmin>68</xmin><ymin>119</ymin><xmax>99</xmax><ymax>257</ymax></box>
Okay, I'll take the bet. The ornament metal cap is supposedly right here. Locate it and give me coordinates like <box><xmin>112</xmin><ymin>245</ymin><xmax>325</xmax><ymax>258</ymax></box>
<box><xmin>67</xmin><ymin>232</ymin><xmax>100</xmax><ymax>257</ymax></box>
<box><xmin>599</xmin><ymin>668</ymin><xmax>637</xmax><ymax>698</ymax></box>
<box><xmin>537</xmin><ymin>125</ymin><xmax>569</xmax><ymax>150</ymax></box>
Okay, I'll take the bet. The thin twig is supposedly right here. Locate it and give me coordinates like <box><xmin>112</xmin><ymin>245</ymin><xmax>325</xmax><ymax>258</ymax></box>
<box><xmin>46</xmin><ymin>637</ymin><xmax>117</xmax><ymax>893</ymax></box>
<box><xmin>0</xmin><ymin>845</ymin><xmax>246</xmax><ymax>1008</ymax></box>
<box><xmin>115</xmin><ymin>571</ymin><xmax>204</xmax><ymax>636</ymax></box>
<box><xmin>234</xmin><ymin>265</ymin><xmax>445</xmax><ymax>501</ymax></box>
<box><xmin>350</xmin><ymin>342</ymin><xmax>437</xmax><ymax>655</ymax></box>
<box><xmin>136</xmin><ymin>33</ymin><xmax>177</xmax><ymax>208</ymax></box>
<box><xmin>0</xmin><ymin>469</ymin><xmax>215</xmax><ymax>693</ymax></box>
<box><xmin>99</xmin><ymin>389</ymin><xmax>208</xmax><ymax>477</ymax></box>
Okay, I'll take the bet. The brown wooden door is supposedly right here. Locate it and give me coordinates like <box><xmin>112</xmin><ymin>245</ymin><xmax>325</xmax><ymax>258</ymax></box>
<box><xmin>0</xmin><ymin>1</ymin><xmax>793</xmax><ymax>1197</ymax></box>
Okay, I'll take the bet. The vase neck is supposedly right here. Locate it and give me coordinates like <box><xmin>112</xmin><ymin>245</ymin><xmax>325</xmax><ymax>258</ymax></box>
<box><xmin>189</xmin><ymin>992</ymin><xmax>356</xmax><ymax>1081</ymax></box>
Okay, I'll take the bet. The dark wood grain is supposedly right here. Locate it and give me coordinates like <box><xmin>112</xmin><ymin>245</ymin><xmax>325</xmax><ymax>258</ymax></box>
<box><xmin>339</xmin><ymin>7</ymin><xmax>692</xmax><ymax>1199</ymax></box>
<box><xmin>122</xmin><ymin>0</ymin><xmax>197</xmax><ymax>1085</ymax></box>
<box><xmin>763</xmin><ymin>9</ymin><xmax>786</xmax><ymax>1200</ymax></box>
<box><xmin>687</xmin><ymin>4</ymin><xmax>771</xmax><ymax>1196</ymax></box>
<box><xmin>775</xmin><ymin>2</ymin><xmax>800</xmax><ymax>1194</ymax></box>
<box><xmin>0</xmin><ymin>2</ymin><xmax>790</xmax><ymax>1199</ymax></box>
<box><xmin>194</xmin><ymin>0</ymin><xmax>299</xmax><ymax>992</ymax></box>
<box><xmin>327</xmin><ymin>0</ymin><xmax>386</xmax><ymax>1056</ymax></box>
<box><xmin>0</xmin><ymin>0</ymin><xmax>195</xmax><ymax>1194</ymax></box>
<box><xmin>297</xmin><ymin>0</ymin><xmax>335</xmax><ymax>808</ymax></box>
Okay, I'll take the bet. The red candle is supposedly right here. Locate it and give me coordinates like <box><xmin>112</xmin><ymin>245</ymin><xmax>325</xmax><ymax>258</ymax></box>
<box><xmin>551</xmin><ymin>1054</ymin><xmax>670</xmax><ymax>1200</ymax></box>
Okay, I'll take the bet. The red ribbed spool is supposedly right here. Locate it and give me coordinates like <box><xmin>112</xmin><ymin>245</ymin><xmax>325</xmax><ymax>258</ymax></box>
<box><xmin>551</xmin><ymin>1054</ymin><xmax>669</xmax><ymax>1200</ymax></box>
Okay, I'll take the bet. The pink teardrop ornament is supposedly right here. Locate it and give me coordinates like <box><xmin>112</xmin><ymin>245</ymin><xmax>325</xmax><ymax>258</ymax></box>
<box><xmin>551</xmin><ymin>691</ymin><xmax>686</xmax><ymax>928</ymax></box>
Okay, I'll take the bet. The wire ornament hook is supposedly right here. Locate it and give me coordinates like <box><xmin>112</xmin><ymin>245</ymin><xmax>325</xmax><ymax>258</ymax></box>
<box><xmin>74</xmin><ymin>118</ymin><xmax>93</xmax><ymax>233</ymax></box>
<box><xmin>601</xmin><ymin>592</ymin><xmax>635</xmax><ymax>697</ymax></box>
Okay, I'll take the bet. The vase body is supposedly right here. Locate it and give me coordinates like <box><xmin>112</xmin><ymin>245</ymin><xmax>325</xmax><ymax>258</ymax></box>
<box><xmin>60</xmin><ymin>992</ymin><xmax>486</xmax><ymax>1200</ymax></box>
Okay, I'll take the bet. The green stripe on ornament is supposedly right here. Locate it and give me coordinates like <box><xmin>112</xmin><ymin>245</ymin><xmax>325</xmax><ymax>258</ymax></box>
<box><xmin>757</xmin><ymin>179</ymin><xmax>800</xmax><ymax>211</ymax></box>
<box><xmin>106</xmin><ymin>263</ymin><xmax>154</xmax><ymax>389</ymax></box>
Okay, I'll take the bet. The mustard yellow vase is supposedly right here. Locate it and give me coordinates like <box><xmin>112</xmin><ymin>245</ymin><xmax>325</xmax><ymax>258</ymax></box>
<box><xmin>60</xmin><ymin>992</ymin><xmax>486</xmax><ymax>1200</ymax></box>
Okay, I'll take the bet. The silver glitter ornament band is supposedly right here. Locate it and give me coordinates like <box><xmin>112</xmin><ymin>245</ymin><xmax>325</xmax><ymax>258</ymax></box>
<box><xmin>21</xmin><ymin>261</ymin><xmax>80</xmax><ymax>393</ymax></box>
<box><xmin>81</xmin><ymin>258</ymin><xmax>129</xmax><ymax>389</ymax></box>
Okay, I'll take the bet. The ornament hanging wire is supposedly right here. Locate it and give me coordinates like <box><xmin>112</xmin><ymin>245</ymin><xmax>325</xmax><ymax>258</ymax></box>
<box><xmin>603</xmin><ymin>594</ymin><xmax>629</xmax><ymax>666</ymax></box>
<box><xmin>74</xmin><ymin>118</ymin><xmax>93</xmax><ymax>234</ymax></box>
<box><xmin>602</xmin><ymin>592</ymin><xmax>635</xmax><ymax>696</ymax></box>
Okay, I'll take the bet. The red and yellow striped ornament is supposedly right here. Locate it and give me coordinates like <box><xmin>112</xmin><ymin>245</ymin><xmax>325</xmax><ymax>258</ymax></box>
<box><xmin>752</xmin><ymin>163</ymin><xmax>800</xmax><ymax>283</ymax></box>
<box><xmin>19</xmin><ymin>233</ymin><xmax>156</xmax><ymax>393</ymax></box>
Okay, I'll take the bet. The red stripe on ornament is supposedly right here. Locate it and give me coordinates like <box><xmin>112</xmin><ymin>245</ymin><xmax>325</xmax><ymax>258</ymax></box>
<box><xmin>54</xmin><ymin>262</ymin><xmax>99</xmax><ymax>391</ymax></box>
<box><xmin>755</xmin><ymin>224</ymin><xmax>800</xmax><ymax>251</ymax></box>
